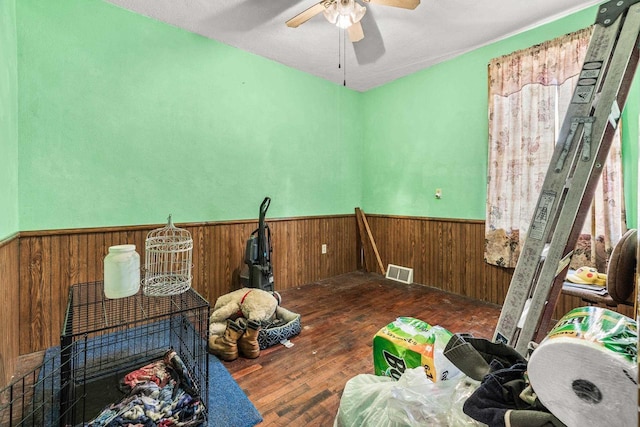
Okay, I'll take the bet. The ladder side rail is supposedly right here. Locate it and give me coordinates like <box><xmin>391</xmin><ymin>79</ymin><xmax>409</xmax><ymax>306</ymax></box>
<box><xmin>514</xmin><ymin>5</ymin><xmax>640</xmax><ymax>353</ymax></box>
<box><xmin>538</xmin><ymin>264</ymin><xmax>572</xmax><ymax>340</ymax></box>
<box><xmin>492</xmin><ymin>18</ymin><xmax>623</xmax><ymax>345</ymax></box>
<box><xmin>536</xmin><ymin>26</ymin><xmax>640</xmax><ymax>339</ymax></box>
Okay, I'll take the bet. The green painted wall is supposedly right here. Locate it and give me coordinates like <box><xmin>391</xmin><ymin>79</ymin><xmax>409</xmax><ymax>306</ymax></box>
<box><xmin>13</xmin><ymin>2</ymin><xmax>640</xmax><ymax>230</ymax></box>
<box><xmin>0</xmin><ymin>0</ymin><xmax>19</xmax><ymax>240</ymax></box>
<box><xmin>17</xmin><ymin>0</ymin><xmax>362</xmax><ymax>230</ymax></box>
<box><xmin>621</xmin><ymin>77</ymin><xmax>639</xmax><ymax>228</ymax></box>
<box><xmin>361</xmin><ymin>6</ymin><xmax>639</xmax><ymax>226</ymax></box>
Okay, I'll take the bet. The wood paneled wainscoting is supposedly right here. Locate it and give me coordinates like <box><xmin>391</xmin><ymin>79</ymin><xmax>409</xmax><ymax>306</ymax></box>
<box><xmin>10</xmin><ymin>213</ymin><xmax>635</xmax><ymax>371</ymax></box>
<box><xmin>362</xmin><ymin>215</ymin><xmax>513</xmax><ymax>304</ymax></box>
<box><xmin>0</xmin><ymin>234</ymin><xmax>20</xmax><ymax>387</ymax></box>
<box><xmin>362</xmin><ymin>214</ymin><xmax>634</xmax><ymax>324</ymax></box>
<box><xmin>17</xmin><ymin>215</ymin><xmax>357</xmax><ymax>355</ymax></box>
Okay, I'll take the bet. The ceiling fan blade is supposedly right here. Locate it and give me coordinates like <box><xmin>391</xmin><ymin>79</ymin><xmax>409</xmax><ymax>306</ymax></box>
<box><xmin>362</xmin><ymin>0</ymin><xmax>419</xmax><ymax>10</ymax></box>
<box><xmin>353</xmin><ymin>11</ymin><xmax>385</xmax><ymax>65</ymax></box>
<box><xmin>348</xmin><ymin>21</ymin><xmax>364</xmax><ymax>42</ymax></box>
<box><xmin>286</xmin><ymin>1</ymin><xmax>331</xmax><ymax>28</ymax></box>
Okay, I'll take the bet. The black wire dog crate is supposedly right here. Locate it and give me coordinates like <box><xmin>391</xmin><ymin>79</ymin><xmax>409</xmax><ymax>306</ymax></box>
<box><xmin>60</xmin><ymin>282</ymin><xmax>209</xmax><ymax>425</ymax></box>
<box><xmin>57</xmin><ymin>281</ymin><xmax>210</xmax><ymax>426</ymax></box>
<box><xmin>0</xmin><ymin>281</ymin><xmax>210</xmax><ymax>426</ymax></box>
<box><xmin>0</xmin><ymin>347</ymin><xmax>62</xmax><ymax>426</ymax></box>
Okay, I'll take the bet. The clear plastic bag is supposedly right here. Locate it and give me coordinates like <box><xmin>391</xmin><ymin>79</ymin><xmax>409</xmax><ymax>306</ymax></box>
<box><xmin>334</xmin><ymin>374</ymin><xmax>396</xmax><ymax>427</ymax></box>
<box><xmin>448</xmin><ymin>376</ymin><xmax>486</xmax><ymax>426</ymax></box>
<box><xmin>334</xmin><ymin>368</ymin><xmax>487</xmax><ymax>427</ymax></box>
<box><xmin>387</xmin><ymin>368</ymin><xmax>460</xmax><ymax>426</ymax></box>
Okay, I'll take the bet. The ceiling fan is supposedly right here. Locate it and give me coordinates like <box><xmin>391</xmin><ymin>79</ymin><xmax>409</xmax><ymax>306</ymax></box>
<box><xmin>286</xmin><ymin>0</ymin><xmax>420</xmax><ymax>43</ymax></box>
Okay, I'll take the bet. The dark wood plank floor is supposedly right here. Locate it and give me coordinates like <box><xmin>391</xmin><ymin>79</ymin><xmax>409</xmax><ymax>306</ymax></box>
<box><xmin>9</xmin><ymin>271</ymin><xmax>501</xmax><ymax>426</ymax></box>
<box><xmin>226</xmin><ymin>271</ymin><xmax>501</xmax><ymax>426</ymax></box>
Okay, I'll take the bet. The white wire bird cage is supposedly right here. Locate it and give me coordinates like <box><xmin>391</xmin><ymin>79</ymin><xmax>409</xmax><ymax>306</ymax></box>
<box><xmin>142</xmin><ymin>215</ymin><xmax>193</xmax><ymax>296</ymax></box>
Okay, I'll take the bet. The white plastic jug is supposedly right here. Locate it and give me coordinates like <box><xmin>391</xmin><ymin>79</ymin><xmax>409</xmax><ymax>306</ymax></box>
<box><xmin>104</xmin><ymin>244</ymin><xmax>140</xmax><ymax>299</ymax></box>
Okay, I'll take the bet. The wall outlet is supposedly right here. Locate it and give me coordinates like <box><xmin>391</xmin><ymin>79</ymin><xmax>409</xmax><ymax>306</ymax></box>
<box><xmin>321</xmin><ymin>244</ymin><xmax>327</xmax><ymax>254</ymax></box>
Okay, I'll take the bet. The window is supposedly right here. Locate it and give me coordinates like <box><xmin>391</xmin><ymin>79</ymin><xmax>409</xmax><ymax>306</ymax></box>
<box><xmin>485</xmin><ymin>27</ymin><xmax>626</xmax><ymax>271</ymax></box>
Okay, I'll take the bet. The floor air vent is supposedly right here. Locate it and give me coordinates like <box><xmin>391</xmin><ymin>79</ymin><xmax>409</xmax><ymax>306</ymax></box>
<box><xmin>385</xmin><ymin>264</ymin><xmax>414</xmax><ymax>284</ymax></box>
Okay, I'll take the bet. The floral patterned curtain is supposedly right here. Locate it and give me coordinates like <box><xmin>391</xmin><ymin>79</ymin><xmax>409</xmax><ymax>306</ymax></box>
<box><xmin>485</xmin><ymin>27</ymin><xmax>626</xmax><ymax>270</ymax></box>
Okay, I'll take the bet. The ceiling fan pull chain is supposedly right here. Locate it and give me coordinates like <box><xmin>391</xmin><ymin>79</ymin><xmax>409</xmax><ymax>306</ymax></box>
<box><xmin>343</xmin><ymin>27</ymin><xmax>347</xmax><ymax>86</ymax></box>
<box><xmin>338</xmin><ymin>26</ymin><xmax>342</xmax><ymax>69</ymax></box>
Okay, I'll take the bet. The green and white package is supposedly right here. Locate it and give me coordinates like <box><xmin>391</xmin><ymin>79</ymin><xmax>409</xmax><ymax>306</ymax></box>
<box><xmin>528</xmin><ymin>306</ymin><xmax>637</xmax><ymax>427</ymax></box>
<box><xmin>372</xmin><ymin>317</ymin><xmax>461</xmax><ymax>382</ymax></box>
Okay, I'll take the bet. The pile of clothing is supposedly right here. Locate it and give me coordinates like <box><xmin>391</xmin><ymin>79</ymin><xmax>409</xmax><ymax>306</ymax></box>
<box><xmin>86</xmin><ymin>349</ymin><xmax>206</xmax><ymax>427</ymax></box>
<box><xmin>443</xmin><ymin>335</ymin><xmax>563</xmax><ymax>427</ymax></box>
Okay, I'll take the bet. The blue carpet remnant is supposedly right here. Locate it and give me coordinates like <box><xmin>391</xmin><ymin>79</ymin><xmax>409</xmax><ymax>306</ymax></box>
<box><xmin>208</xmin><ymin>355</ymin><xmax>263</xmax><ymax>427</ymax></box>
<box><xmin>33</xmin><ymin>323</ymin><xmax>262</xmax><ymax>427</ymax></box>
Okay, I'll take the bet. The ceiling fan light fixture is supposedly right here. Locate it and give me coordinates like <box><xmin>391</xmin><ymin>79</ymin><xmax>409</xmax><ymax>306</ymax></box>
<box><xmin>323</xmin><ymin>0</ymin><xmax>366</xmax><ymax>29</ymax></box>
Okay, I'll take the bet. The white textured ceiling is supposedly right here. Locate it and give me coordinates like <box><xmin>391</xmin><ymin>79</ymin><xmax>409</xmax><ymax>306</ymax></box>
<box><xmin>103</xmin><ymin>0</ymin><xmax>602</xmax><ymax>91</ymax></box>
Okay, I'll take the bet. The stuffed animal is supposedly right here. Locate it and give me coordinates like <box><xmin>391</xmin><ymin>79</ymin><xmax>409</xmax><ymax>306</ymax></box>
<box><xmin>208</xmin><ymin>287</ymin><xmax>280</xmax><ymax>337</ymax></box>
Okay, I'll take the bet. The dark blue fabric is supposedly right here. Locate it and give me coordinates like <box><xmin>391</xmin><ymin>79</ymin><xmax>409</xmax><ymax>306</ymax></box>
<box><xmin>462</xmin><ymin>362</ymin><xmax>528</xmax><ymax>427</ymax></box>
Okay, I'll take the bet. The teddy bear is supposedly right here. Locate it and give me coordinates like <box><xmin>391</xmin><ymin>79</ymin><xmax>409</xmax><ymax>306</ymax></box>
<box><xmin>208</xmin><ymin>287</ymin><xmax>281</xmax><ymax>361</ymax></box>
<box><xmin>208</xmin><ymin>287</ymin><xmax>280</xmax><ymax>337</ymax></box>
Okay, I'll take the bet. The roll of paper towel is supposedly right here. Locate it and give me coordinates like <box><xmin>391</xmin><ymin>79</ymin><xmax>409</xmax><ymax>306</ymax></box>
<box><xmin>528</xmin><ymin>306</ymin><xmax>637</xmax><ymax>427</ymax></box>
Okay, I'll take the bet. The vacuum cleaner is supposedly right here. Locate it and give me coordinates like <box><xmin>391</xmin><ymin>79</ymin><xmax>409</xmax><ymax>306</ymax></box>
<box><xmin>241</xmin><ymin>197</ymin><xmax>275</xmax><ymax>292</ymax></box>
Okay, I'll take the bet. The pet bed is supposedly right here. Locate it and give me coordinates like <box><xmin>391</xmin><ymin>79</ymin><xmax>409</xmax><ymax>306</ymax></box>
<box><xmin>258</xmin><ymin>306</ymin><xmax>301</xmax><ymax>350</ymax></box>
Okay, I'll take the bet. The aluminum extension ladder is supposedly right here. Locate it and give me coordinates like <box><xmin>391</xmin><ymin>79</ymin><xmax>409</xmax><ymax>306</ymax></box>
<box><xmin>493</xmin><ymin>0</ymin><xmax>640</xmax><ymax>355</ymax></box>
